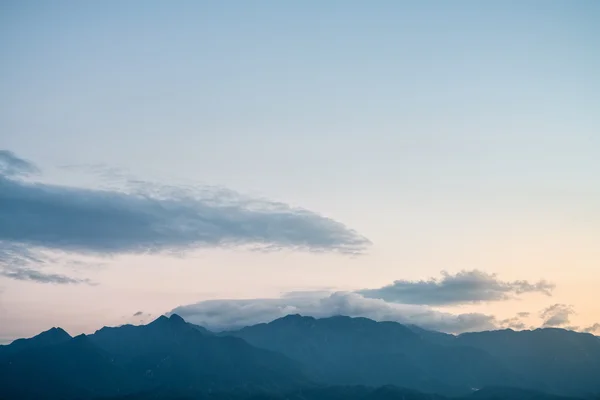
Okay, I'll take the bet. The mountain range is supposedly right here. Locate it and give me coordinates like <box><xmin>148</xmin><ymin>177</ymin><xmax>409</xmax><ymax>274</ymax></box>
<box><xmin>1</xmin><ymin>314</ymin><xmax>599</xmax><ymax>400</ymax></box>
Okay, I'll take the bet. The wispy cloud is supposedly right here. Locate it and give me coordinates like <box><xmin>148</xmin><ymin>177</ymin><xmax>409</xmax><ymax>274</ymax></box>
<box><xmin>496</xmin><ymin>311</ymin><xmax>532</xmax><ymax>330</ymax></box>
<box><xmin>0</xmin><ymin>150</ymin><xmax>370</xmax><ymax>283</ymax></box>
<box><xmin>540</xmin><ymin>304</ymin><xmax>575</xmax><ymax>327</ymax></box>
<box><xmin>0</xmin><ymin>266</ymin><xmax>90</xmax><ymax>284</ymax></box>
<box><xmin>583</xmin><ymin>323</ymin><xmax>600</xmax><ymax>334</ymax></box>
<box><xmin>0</xmin><ymin>150</ymin><xmax>39</xmax><ymax>177</ymax></box>
<box><xmin>170</xmin><ymin>291</ymin><xmax>498</xmax><ymax>334</ymax></box>
<box><xmin>358</xmin><ymin>270</ymin><xmax>554</xmax><ymax>306</ymax></box>
<box><xmin>0</xmin><ymin>243</ymin><xmax>92</xmax><ymax>285</ymax></box>
<box><xmin>499</xmin><ymin>316</ymin><xmax>527</xmax><ymax>330</ymax></box>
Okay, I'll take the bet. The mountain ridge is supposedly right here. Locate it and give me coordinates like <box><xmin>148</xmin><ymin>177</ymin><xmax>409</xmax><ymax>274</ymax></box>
<box><xmin>1</xmin><ymin>314</ymin><xmax>599</xmax><ymax>400</ymax></box>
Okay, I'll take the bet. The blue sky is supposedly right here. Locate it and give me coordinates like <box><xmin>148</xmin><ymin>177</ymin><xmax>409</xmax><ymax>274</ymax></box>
<box><xmin>1</xmin><ymin>1</ymin><xmax>599</xmax><ymax>341</ymax></box>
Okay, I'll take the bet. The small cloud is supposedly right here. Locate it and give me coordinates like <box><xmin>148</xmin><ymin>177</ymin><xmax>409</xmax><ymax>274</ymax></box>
<box><xmin>0</xmin><ymin>150</ymin><xmax>39</xmax><ymax>177</ymax></box>
<box><xmin>499</xmin><ymin>316</ymin><xmax>526</xmax><ymax>330</ymax></box>
<box><xmin>358</xmin><ymin>270</ymin><xmax>554</xmax><ymax>306</ymax></box>
<box><xmin>0</xmin><ymin>266</ymin><xmax>91</xmax><ymax>284</ymax></box>
<box><xmin>583</xmin><ymin>323</ymin><xmax>600</xmax><ymax>334</ymax></box>
<box><xmin>563</xmin><ymin>326</ymin><xmax>579</xmax><ymax>331</ymax></box>
<box><xmin>0</xmin><ymin>243</ymin><xmax>92</xmax><ymax>285</ymax></box>
<box><xmin>517</xmin><ymin>312</ymin><xmax>531</xmax><ymax>318</ymax></box>
<box><xmin>281</xmin><ymin>290</ymin><xmax>336</xmax><ymax>299</ymax></box>
<box><xmin>540</xmin><ymin>304</ymin><xmax>575</xmax><ymax>327</ymax></box>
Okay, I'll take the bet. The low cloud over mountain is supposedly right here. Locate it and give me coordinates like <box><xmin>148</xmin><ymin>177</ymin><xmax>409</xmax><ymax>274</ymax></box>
<box><xmin>171</xmin><ymin>291</ymin><xmax>498</xmax><ymax>334</ymax></box>
<box><xmin>171</xmin><ymin>269</ymin><xmax>563</xmax><ymax>334</ymax></box>
<box><xmin>583</xmin><ymin>323</ymin><xmax>600</xmax><ymax>334</ymax></box>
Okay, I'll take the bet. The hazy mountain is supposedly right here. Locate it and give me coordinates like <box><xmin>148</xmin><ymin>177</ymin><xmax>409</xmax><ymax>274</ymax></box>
<box><xmin>226</xmin><ymin>315</ymin><xmax>524</xmax><ymax>395</ymax></box>
<box><xmin>227</xmin><ymin>315</ymin><xmax>600</xmax><ymax>397</ymax></box>
<box><xmin>456</xmin><ymin>328</ymin><xmax>600</xmax><ymax>396</ymax></box>
<box><xmin>404</xmin><ymin>324</ymin><xmax>456</xmax><ymax>346</ymax></box>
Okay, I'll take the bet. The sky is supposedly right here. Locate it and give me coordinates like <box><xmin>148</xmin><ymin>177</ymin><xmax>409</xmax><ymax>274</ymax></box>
<box><xmin>1</xmin><ymin>1</ymin><xmax>599</xmax><ymax>343</ymax></box>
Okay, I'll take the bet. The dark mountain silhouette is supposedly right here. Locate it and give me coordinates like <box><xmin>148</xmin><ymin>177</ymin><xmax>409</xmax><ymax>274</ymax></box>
<box><xmin>0</xmin><ymin>314</ymin><xmax>310</xmax><ymax>400</ymax></box>
<box><xmin>0</xmin><ymin>333</ymin><xmax>132</xmax><ymax>399</ymax></box>
<box><xmin>88</xmin><ymin>314</ymin><xmax>310</xmax><ymax>391</ymax></box>
<box><xmin>405</xmin><ymin>324</ymin><xmax>456</xmax><ymax>345</ymax></box>
<box><xmin>226</xmin><ymin>315</ymin><xmax>525</xmax><ymax>395</ymax></box>
<box><xmin>456</xmin><ymin>328</ymin><xmax>600</xmax><ymax>396</ymax></box>
<box><xmin>0</xmin><ymin>326</ymin><xmax>71</xmax><ymax>356</ymax></box>
<box><xmin>1</xmin><ymin>314</ymin><xmax>599</xmax><ymax>400</ymax></box>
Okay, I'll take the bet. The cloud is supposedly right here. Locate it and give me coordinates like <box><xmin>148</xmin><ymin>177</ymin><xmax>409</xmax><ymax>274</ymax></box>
<box><xmin>497</xmin><ymin>311</ymin><xmax>532</xmax><ymax>330</ymax></box>
<box><xmin>358</xmin><ymin>270</ymin><xmax>554</xmax><ymax>306</ymax></box>
<box><xmin>499</xmin><ymin>316</ymin><xmax>526</xmax><ymax>330</ymax></box>
<box><xmin>0</xmin><ymin>150</ymin><xmax>370</xmax><ymax>283</ymax></box>
<box><xmin>540</xmin><ymin>304</ymin><xmax>575</xmax><ymax>327</ymax></box>
<box><xmin>0</xmin><ymin>266</ymin><xmax>89</xmax><ymax>284</ymax></box>
<box><xmin>170</xmin><ymin>291</ymin><xmax>497</xmax><ymax>334</ymax></box>
<box><xmin>563</xmin><ymin>325</ymin><xmax>580</xmax><ymax>331</ymax></box>
<box><xmin>0</xmin><ymin>150</ymin><xmax>39</xmax><ymax>177</ymax></box>
<box><xmin>280</xmin><ymin>290</ymin><xmax>336</xmax><ymax>299</ymax></box>
<box><xmin>0</xmin><ymin>242</ymin><xmax>92</xmax><ymax>284</ymax></box>
<box><xmin>583</xmin><ymin>323</ymin><xmax>600</xmax><ymax>334</ymax></box>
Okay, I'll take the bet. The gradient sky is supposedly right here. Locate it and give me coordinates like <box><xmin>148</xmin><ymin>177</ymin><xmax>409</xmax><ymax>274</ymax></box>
<box><xmin>1</xmin><ymin>1</ymin><xmax>599</xmax><ymax>342</ymax></box>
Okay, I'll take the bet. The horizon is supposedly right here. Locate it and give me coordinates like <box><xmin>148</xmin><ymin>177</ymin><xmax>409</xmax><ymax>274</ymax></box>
<box><xmin>2</xmin><ymin>1</ymin><xmax>600</xmax><ymax>345</ymax></box>
<box><xmin>3</xmin><ymin>306</ymin><xmax>600</xmax><ymax>399</ymax></box>
<box><xmin>3</xmin><ymin>312</ymin><xmax>599</xmax><ymax>346</ymax></box>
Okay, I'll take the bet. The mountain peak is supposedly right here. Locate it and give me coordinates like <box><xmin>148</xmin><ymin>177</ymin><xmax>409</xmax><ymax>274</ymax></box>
<box><xmin>272</xmin><ymin>314</ymin><xmax>315</xmax><ymax>324</ymax></box>
<box><xmin>1</xmin><ymin>326</ymin><xmax>72</xmax><ymax>354</ymax></box>
<box><xmin>21</xmin><ymin>326</ymin><xmax>72</xmax><ymax>345</ymax></box>
<box><xmin>145</xmin><ymin>314</ymin><xmax>190</xmax><ymax>331</ymax></box>
<box><xmin>149</xmin><ymin>315</ymin><xmax>169</xmax><ymax>325</ymax></box>
<box><xmin>169</xmin><ymin>313</ymin><xmax>186</xmax><ymax>324</ymax></box>
<box><xmin>38</xmin><ymin>327</ymin><xmax>71</xmax><ymax>340</ymax></box>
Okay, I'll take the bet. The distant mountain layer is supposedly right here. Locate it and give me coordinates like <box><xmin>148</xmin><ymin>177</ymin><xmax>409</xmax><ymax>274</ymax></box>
<box><xmin>1</xmin><ymin>314</ymin><xmax>599</xmax><ymax>400</ymax></box>
<box><xmin>456</xmin><ymin>328</ymin><xmax>600</xmax><ymax>395</ymax></box>
<box><xmin>227</xmin><ymin>315</ymin><xmax>600</xmax><ymax>397</ymax></box>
